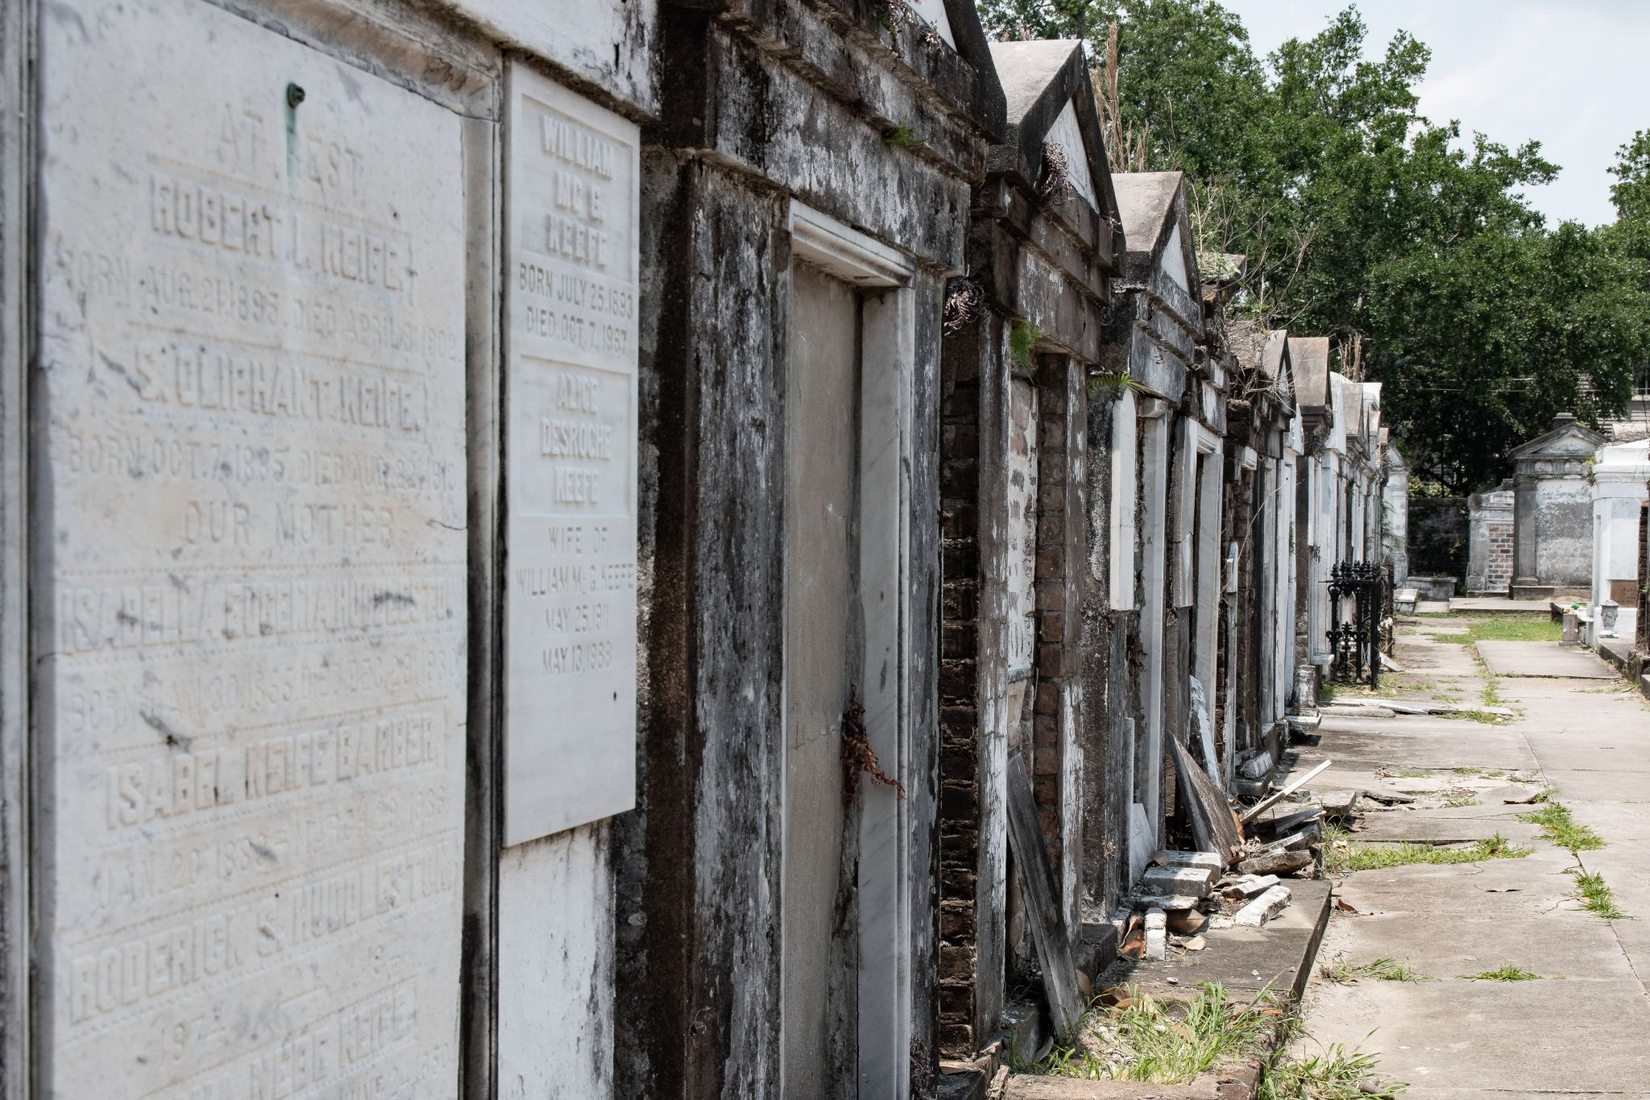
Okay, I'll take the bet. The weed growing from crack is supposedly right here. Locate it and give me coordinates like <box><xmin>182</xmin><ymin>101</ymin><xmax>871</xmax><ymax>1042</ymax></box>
<box><xmin>881</xmin><ymin>122</ymin><xmax>927</xmax><ymax>149</ymax></box>
<box><xmin>1035</xmin><ymin>983</ymin><xmax>1282</xmax><ymax>1083</ymax></box>
<box><xmin>1320</xmin><ymin>957</ymin><xmax>1428</xmax><ymax>984</ymax></box>
<box><xmin>1250</xmin><ymin>997</ymin><xmax>1410</xmax><ymax>1098</ymax></box>
<box><xmin>1261</xmin><ymin>1044</ymin><xmax>1406</xmax><ymax>1099</ymax></box>
<box><xmin>1519</xmin><ymin>802</ymin><xmax>1604</xmax><ymax>852</ymax></box>
<box><xmin>1572</xmin><ymin>870</ymin><xmax>1628</xmax><ymax>920</ymax></box>
<box><xmin>1323</xmin><ymin>833</ymin><xmax>1530</xmax><ymax>874</ymax></box>
<box><xmin>1461</xmin><ymin>965</ymin><xmax>1543</xmax><ymax>981</ymax></box>
<box><xmin>1441</xmin><ymin>708</ymin><xmax>1508</xmax><ymax>725</ymax></box>
<box><xmin>1442</xmin><ymin>789</ymin><xmax>1479</xmax><ymax>808</ymax></box>
<box><xmin>1009</xmin><ymin>319</ymin><xmax>1040</xmax><ymax>367</ymax></box>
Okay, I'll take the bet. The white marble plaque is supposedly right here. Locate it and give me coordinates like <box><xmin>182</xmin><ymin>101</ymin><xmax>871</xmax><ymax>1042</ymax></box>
<box><xmin>38</xmin><ymin>0</ymin><xmax>468</xmax><ymax>1093</ymax></box>
<box><xmin>1005</xmin><ymin>379</ymin><xmax>1039</xmax><ymax>676</ymax></box>
<box><xmin>503</xmin><ymin>65</ymin><xmax>639</xmax><ymax>845</ymax></box>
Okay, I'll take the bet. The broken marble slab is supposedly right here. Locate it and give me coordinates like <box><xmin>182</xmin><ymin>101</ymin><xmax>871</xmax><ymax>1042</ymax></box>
<box><xmin>1255</xmin><ymin>805</ymin><xmax>1326</xmax><ymax>838</ymax></box>
<box><xmin>1241</xmin><ymin>759</ymin><xmax>1332</xmax><ymax>823</ymax></box>
<box><xmin>1362</xmin><ymin>789</ymin><xmax>1416</xmax><ymax>806</ymax></box>
<box><xmin>1237</xmin><ymin>848</ymin><xmax>1314</xmax><ymax>877</ymax></box>
<box><xmin>1140</xmin><ymin>864</ymin><xmax>1215</xmax><ymax>898</ymax></box>
<box><xmin>1221</xmin><ymin>873</ymin><xmax>1280</xmax><ymax>899</ymax></box>
<box><xmin>1273</xmin><ymin>822</ymin><xmax>1324</xmax><ymax>851</ymax></box>
<box><xmin>1144</xmin><ymin>907</ymin><xmax>1167</xmax><ymax>961</ymax></box>
<box><xmin>1233</xmin><ymin>885</ymin><xmax>1292</xmax><ymax>928</ymax></box>
<box><xmin>1151</xmin><ymin>849</ymin><xmax>1223</xmax><ymax>872</ymax></box>
<box><xmin>1130</xmin><ymin>892</ymin><xmax>1202</xmax><ymax>912</ymax></box>
<box><xmin>1327</xmin><ymin>697</ymin><xmax>1514</xmax><ymax>719</ymax></box>
<box><xmin>1239</xmin><ymin>749</ymin><xmax>1275</xmax><ymax>780</ymax></box>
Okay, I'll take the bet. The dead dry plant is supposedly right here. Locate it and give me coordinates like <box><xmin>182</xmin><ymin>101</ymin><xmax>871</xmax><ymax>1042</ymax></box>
<box><xmin>841</xmin><ymin>689</ymin><xmax>905</xmax><ymax>806</ymax></box>
<box><xmin>1093</xmin><ymin>24</ymin><xmax>1149</xmax><ymax>173</ymax></box>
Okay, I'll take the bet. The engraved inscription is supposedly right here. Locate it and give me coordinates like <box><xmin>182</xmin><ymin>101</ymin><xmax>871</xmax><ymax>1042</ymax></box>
<box><xmin>503</xmin><ymin>67</ymin><xmax>640</xmax><ymax>845</ymax></box>
<box><xmin>39</xmin><ymin>0</ymin><xmax>468</xmax><ymax>1093</ymax></box>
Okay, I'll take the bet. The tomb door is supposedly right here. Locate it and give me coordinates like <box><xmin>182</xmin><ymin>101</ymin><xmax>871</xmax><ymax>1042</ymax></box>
<box><xmin>781</xmin><ymin>227</ymin><xmax>914</xmax><ymax>1097</ymax></box>
<box><xmin>782</xmin><ymin>258</ymin><xmax>863</xmax><ymax>1093</ymax></box>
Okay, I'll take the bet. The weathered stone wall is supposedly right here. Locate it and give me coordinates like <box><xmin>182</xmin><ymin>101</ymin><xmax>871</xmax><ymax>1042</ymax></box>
<box><xmin>1077</xmin><ymin>387</ymin><xmax>1131</xmax><ymax>932</ymax></box>
<box><xmin>1032</xmin><ymin>356</ymin><xmax>1088</xmax><ymax>938</ymax></box>
<box><xmin>1467</xmin><ymin>485</ymin><xmax>1515</xmax><ymax>595</ymax></box>
<box><xmin>615</xmin><ymin>5</ymin><xmax>1001</xmax><ymax>1096</ymax></box>
<box><xmin>1533</xmin><ymin>477</ymin><xmax>1595</xmax><ymax>589</ymax></box>
<box><xmin>1382</xmin><ymin>447</ymin><xmax>1410</xmax><ymax>584</ymax></box>
<box><xmin>934</xmin><ymin>39</ymin><xmax>1119</xmax><ymax>1054</ymax></box>
<box><xmin>1638</xmin><ymin>505</ymin><xmax>1650</xmax><ymax>653</ymax></box>
<box><xmin>1509</xmin><ymin>417</ymin><xmax>1603</xmax><ymax>595</ymax></box>
<box><xmin>0</xmin><ymin>4</ymin><xmax>1341</xmax><ymax>1094</ymax></box>
<box><xmin>11</xmin><ymin>1</ymin><xmax>666</xmax><ymax>1096</ymax></box>
<box><xmin>619</xmin><ymin>156</ymin><xmax>790</xmax><ymax>1099</ymax></box>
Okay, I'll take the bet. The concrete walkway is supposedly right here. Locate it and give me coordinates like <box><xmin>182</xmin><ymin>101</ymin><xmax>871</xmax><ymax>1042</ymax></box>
<box><xmin>1290</xmin><ymin>618</ymin><xmax>1650</xmax><ymax>1098</ymax></box>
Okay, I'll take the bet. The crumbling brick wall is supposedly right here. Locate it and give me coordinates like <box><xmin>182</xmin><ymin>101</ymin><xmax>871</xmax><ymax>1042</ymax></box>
<box><xmin>1031</xmin><ymin>356</ymin><xmax>1087</xmax><ymax>935</ymax></box>
<box><xmin>1483</xmin><ymin>523</ymin><xmax>1514</xmax><ymax>591</ymax></box>
<box><xmin>936</xmin><ymin>310</ymin><xmax>993</xmax><ymax>1058</ymax></box>
<box><xmin>1078</xmin><ymin>384</ymin><xmax>1128</xmax><ymax>931</ymax></box>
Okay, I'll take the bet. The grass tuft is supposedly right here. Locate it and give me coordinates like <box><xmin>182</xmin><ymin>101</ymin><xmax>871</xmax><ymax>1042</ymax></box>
<box><xmin>1519</xmin><ymin>802</ymin><xmax>1605</xmax><ymax>852</ymax></box>
<box><xmin>1036</xmin><ymin>983</ymin><xmax>1280</xmax><ymax>1083</ymax></box>
<box><xmin>1320</xmin><ymin>957</ymin><xmax>1428</xmax><ymax>984</ymax></box>
<box><xmin>1009</xmin><ymin>320</ymin><xmax>1040</xmax><ymax>366</ymax></box>
<box><xmin>1324</xmin><ymin>832</ymin><xmax>1530</xmax><ymax>874</ymax></box>
<box><xmin>1461</xmin><ymin>965</ymin><xmax>1543</xmax><ymax>981</ymax></box>
<box><xmin>881</xmin><ymin>122</ymin><xmax>927</xmax><ymax>149</ymax></box>
<box><xmin>1573</xmin><ymin>870</ymin><xmax>1628</xmax><ymax>920</ymax></box>
<box><xmin>1423</xmin><ymin>614</ymin><xmax>1562</xmax><ymax>645</ymax></box>
<box><xmin>1441</xmin><ymin>708</ymin><xmax>1507</xmax><ymax>725</ymax></box>
<box><xmin>1262</xmin><ymin>1043</ymin><xmax>1406</xmax><ymax>1099</ymax></box>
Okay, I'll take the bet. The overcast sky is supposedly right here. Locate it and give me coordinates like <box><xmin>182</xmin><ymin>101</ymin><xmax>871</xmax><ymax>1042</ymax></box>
<box><xmin>1220</xmin><ymin>0</ymin><xmax>1650</xmax><ymax>228</ymax></box>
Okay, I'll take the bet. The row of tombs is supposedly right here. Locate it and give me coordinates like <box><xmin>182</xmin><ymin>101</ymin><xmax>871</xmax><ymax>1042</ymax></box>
<box><xmin>0</xmin><ymin>0</ymin><xmax>1405</xmax><ymax>1096</ymax></box>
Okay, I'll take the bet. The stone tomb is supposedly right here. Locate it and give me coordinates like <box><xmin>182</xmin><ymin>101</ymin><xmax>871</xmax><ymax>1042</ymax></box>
<box><xmin>38</xmin><ymin>0</ymin><xmax>467</xmax><ymax>1093</ymax></box>
<box><xmin>1467</xmin><ymin>481</ymin><xmax>1515</xmax><ymax>596</ymax></box>
<box><xmin>1509</xmin><ymin>413</ymin><xmax>1604</xmax><ymax>599</ymax></box>
<box><xmin>503</xmin><ymin>65</ymin><xmax>640</xmax><ymax>845</ymax></box>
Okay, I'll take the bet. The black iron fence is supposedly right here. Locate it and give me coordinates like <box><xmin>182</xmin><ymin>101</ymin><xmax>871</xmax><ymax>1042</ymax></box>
<box><xmin>1328</xmin><ymin>561</ymin><xmax>1388</xmax><ymax>686</ymax></box>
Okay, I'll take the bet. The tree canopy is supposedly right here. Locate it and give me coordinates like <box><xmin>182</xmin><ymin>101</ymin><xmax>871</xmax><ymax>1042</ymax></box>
<box><xmin>977</xmin><ymin>0</ymin><xmax>1650</xmax><ymax>492</ymax></box>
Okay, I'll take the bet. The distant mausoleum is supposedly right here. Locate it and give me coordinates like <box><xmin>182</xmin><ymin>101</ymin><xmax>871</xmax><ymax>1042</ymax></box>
<box><xmin>1509</xmin><ymin>413</ymin><xmax>1604</xmax><ymax>600</ymax></box>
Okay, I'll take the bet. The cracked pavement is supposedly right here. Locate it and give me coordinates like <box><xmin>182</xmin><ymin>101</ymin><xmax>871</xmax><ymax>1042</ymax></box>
<box><xmin>1288</xmin><ymin>615</ymin><xmax>1650</xmax><ymax>1098</ymax></box>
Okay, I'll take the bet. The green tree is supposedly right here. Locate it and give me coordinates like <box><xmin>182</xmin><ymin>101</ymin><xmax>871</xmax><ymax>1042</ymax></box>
<box><xmin>974</xmin><ymin>0</ymin><xmax>1650</xmax><ymax>489</ymax></box>
<box><xmin>1609</xmin><ymin>129</ymin><xmax>1650</xmax><ymax>264</ymax></box>
<box><xmin>1368</xmin><ymin>225</ymin><xmax>1649</xmax><ymax>490</ymax></box>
